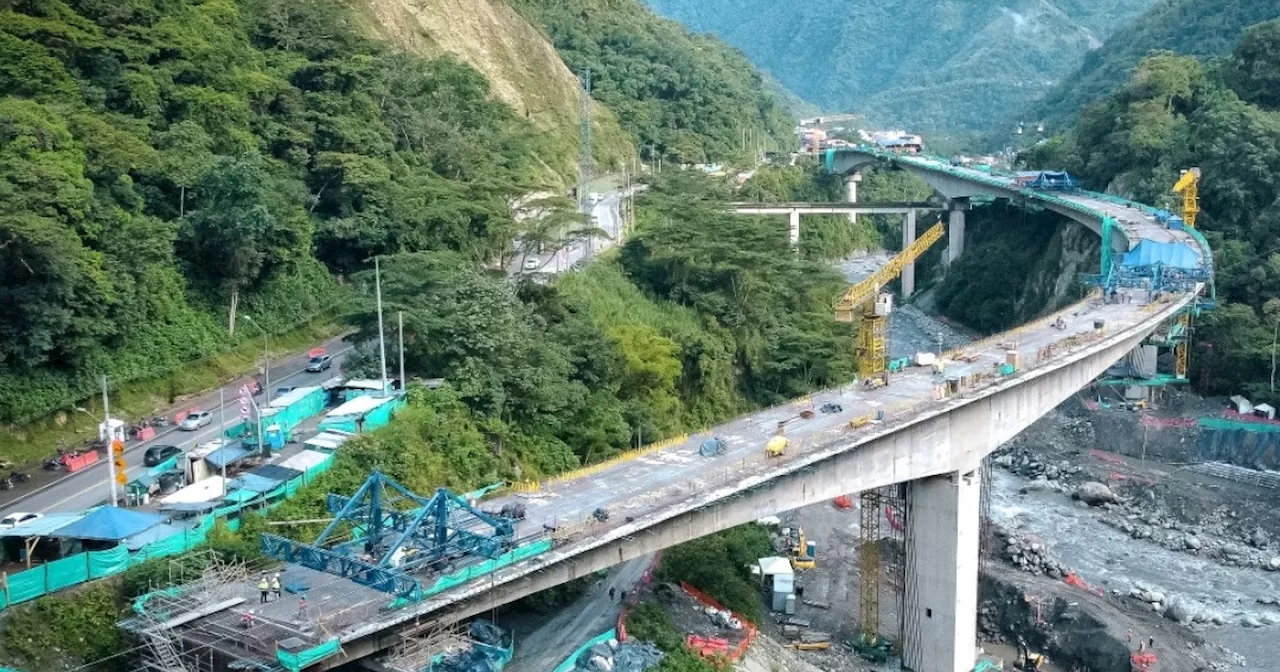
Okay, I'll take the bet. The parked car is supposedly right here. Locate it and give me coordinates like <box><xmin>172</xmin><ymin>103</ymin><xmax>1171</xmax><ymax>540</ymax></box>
<box><xmin>144</xmin><ymin>444</ymin><xmax>183</xmax><ymax>467</ymax></box>
<box><xmin>179</xmin><ymin>410</ymin><xmax>213</xmax><ymax>431</ymax></box>
<box><xmin>0</xmin><ymin>512</ymin><xmax>42</xmax><ymax>528</ymax></box>
<box><xmin>523</xmin><ymin>258</ymin><xmax>541</xmax><ymax>271</ymax></box>
<box><xmin>306</xmin><ymin>355</ymin><xmax>333</xmax><ymax>372</ymax></box>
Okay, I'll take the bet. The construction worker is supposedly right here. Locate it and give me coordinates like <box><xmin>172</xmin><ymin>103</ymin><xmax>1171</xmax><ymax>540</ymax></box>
<box><xmin>257</xmin><ymin>574</ymin><xmax>270</xmax><ymax>603</ymax></box>
<box><xmin>271</xmin><ymin>573</ymin><xmax>282</xmax><ymax>601</ymax></box>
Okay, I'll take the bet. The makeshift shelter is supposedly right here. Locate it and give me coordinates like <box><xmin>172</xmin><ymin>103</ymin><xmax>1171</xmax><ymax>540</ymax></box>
<box><xmin>757</xmin><ymin>556</ymin><xmax>795</xmax><ymax>612</ymax></box>
<box><xmin>50</xmin><ymin>507</ymin><xmax>165</xmax><ymax>543</ymax></box>
<box><xmin>304</xmin><ymin>430</ymin><xmax>354</xmax><ymax>452</ymax></box>
<box><xmin>0</xmin><ymin>513</ymin><xmax>86</xmax><ymax>567</ymax></box>
<box><xmin>318</xmin><ymin>394</ymin><xmax>403</xmax><ymax>434</ymax></box>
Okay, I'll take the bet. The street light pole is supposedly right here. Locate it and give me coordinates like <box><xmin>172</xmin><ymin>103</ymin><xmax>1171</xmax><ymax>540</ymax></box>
<box><xmin>398</xmin><ymin>311</ymin><xmax>405</xmax><ymax>394</ymax></box>
<box><xmin>243</xmin><ymin>315</ymin><xmax>270</xmax><ymax>405</ymax></box>
<box><xmin>219</xmin><ymin>388</ymin><xmax>227</xmax><ymax>496</ymax></box>
<box><xmin>375</xmin><ymin>257</ymin><xmax>389</xmax><ymax>398</ymax></box>
<box><xmin>102</xmin><ymin>375</ymin><xmax>118</xmax><ymax>507</ymax></box>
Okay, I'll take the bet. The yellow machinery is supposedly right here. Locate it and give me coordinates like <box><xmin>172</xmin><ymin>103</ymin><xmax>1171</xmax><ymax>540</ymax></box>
<box><xmin>835</xmin><ymin>220</ymin><xmax>946</xmax><ymax>380</ymax></box>
<box><xmin>765</xmin><ymin>435</ymin><xmax>788</xmax><ymax>457</ymax></box>
<box><xmin>1171</xmin><ymin>168</ymin><xmax>1201</xmax><ymax>378</ymax></box>
<box><xmin>788</xmin><ymin>527</ymin><xmax>816</xmax><ymax>569</ymax></box>
<box><xmin>1172</xmin><ymin>167</ymin><xmax>1200</xmax><ymax>228</ymax></box>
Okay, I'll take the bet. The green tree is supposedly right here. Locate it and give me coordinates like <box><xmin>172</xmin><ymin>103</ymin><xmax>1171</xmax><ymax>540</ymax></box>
<box><xmin>178</xmin><ymin>155</ymin><xmax>279</xmax><ymax>297</ymax></box>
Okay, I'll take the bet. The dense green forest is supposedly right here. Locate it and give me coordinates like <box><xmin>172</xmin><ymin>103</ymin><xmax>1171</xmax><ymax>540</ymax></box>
<box><xmin>643</xmin><ymin>0</ymin><xmax>1156</xmax><ymax>132</ymax></box>
<box><xmin>267</xmin><ymin>173</ymin><xmax>857</xmax><ymax>530</ymax></box>
<box><xmin>1021</xmin><ymin>20</ymin><xmax>1280</xmax><ymax>401</ymax></box>
<box><xmin>1023</xmin><ymin>0</ymin><xmax>1280</xmax><ymax>132</ymax></box>
<box><xmin>508</xmin><ymin>0</ymin><xmax>794</xmax><ymax>164</ymax></box>
<box><xmin>0</xmin><ymin>0</ymin><xmax>559</xmax><ymax>427</ymax></box>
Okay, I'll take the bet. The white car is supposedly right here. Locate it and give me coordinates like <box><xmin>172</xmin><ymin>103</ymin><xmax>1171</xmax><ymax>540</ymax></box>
<box><xmin>587</xmin><ymin>192</ymin><xmax>602</xmax><ymax>205</ymax></box>
<box><xmin>1</xmin><ymin>512</ymin><xmax>42</xmax><ymax>528</ymax></box>
<box><xmin>523</xmin><ymin>258</ymin><xmax>541</xmax><ymax>271</ymax></box>
<box><xmin>179</xmin><ymin>410</ymin><xmax>214</xmax><ymax>431</ymax></box>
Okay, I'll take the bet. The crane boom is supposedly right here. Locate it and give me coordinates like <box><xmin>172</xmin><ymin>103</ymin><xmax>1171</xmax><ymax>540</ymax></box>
<box><xmin>835</xmin><ymin>220</ymin><xmax>945</xmax><ymax>322</ymax></box>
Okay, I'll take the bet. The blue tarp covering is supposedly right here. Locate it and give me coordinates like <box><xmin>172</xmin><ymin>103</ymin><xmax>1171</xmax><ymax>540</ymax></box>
<box><xmin>0</xmin><ymin>513</ymin><xmax>86</xmax><ymax>538</ymax></box>
<box><xmin>204</xmin><ymin>443</ymin><xmax>251</xmax><ymax>469</ymax></box>
<box><xmin>50</xmin><ymin>507</ymin><xmax>166</xmax><ymax>542</ymax></box>
<box><xmin>122</xmin><ymin>523</ymin><xmax>188</xmax><ymax>551</ymax></box>
<box><xmin>230</xmin><ymin>465</ymin><xmax>301</xmax><ymax>494</ymax></box>
<box><xmin>1120</xmin><ymin>240</ymin><xmax>1202</xmax><ymax>269</ymax></box>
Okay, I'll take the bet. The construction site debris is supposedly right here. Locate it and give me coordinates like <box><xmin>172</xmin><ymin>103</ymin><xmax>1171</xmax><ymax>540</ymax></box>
<box><xmin>569</xmin><ymin>640</ymin><xmax>663</xmax><ymax>672</ymax></box>
<box><xmin>996</xmin><ymin>527</ymin><xmax>1071</xmax><ymax>579</ymax></box>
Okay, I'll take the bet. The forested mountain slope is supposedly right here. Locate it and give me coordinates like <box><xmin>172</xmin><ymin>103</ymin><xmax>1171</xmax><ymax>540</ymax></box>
<box><xmin>352</xmin><ymin>0</ymin><xmax>635</xmax><ymax>178</ymax></box>
<box><xmin>509</xmin><ymin>0</ymin><xmax>794</xmax><ymax>163</ymax></box>
<box><xmin>643</xmin><ymin>0</ymin><xmax>1155</xmax><ymax>132</ymax></box>
<box><xmin>1026</xmin><ymin>0</ymin><xmax>1280</xmax><ymax>130</ymax></box>
<box><xmin>1021</xmin><ymin>20</ymin><xmax>1280</xmax><ymax>402</ymax></box>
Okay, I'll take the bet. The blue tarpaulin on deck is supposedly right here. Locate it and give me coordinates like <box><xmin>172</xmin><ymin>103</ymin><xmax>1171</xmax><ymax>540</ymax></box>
<box><xmin>1121</xmin><ymin>240</ymin><xmax>1202</xmax><ymax>269</ymax></box>
<box><xmin>50</xmin><ymin>507</ymin><xmax>165</xmax><ymax>542</ymax></box>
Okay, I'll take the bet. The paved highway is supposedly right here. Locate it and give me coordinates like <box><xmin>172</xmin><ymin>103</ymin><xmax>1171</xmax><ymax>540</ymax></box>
<box><xmin>508</xmin><ymin>191</ymin><xmax>625</xmax><ymax>275</ymax></box>
<box><xmin>0</xmin><ymin>339</ymin><xmax>351</xmax><ymax>518</ymax></box>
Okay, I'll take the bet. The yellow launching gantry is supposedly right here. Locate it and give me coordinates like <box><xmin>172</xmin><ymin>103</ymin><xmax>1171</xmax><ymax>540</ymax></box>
<box><xmin>835</xmin><ymin>219</ymin><xmax>946</xmax><ymax>382</ymax></box>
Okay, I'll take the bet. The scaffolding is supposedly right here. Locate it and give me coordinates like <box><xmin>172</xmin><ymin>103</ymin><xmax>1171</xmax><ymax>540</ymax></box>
<box><xmin>855</xmin><ymin>485</ymin><xmax>907</xmax><ymax>659</ymax></box>
<box><xmin>121</xmin><ymin>552</ymin><xmax>252</xmax><ymax>672</ymax></box>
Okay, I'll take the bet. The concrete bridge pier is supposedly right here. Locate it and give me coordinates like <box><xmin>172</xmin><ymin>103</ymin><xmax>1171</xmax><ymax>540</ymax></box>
<box><xmin>789</xmin><ymin>209</ymin><xmax>801</xmax><ymax>249</ymax></box>
<box><xmin>845</xmin><ymin>172</ymin><xmax>862</xmax><ymax>225</ymax></box>
<box><xmin>901</xmin><ymin>209</ymin><xmax>917</xmax><ymax>297</ymax></box>
<box><xmin>903</xmin><ymin>469</ymin><xmax>981</xmax><ymax>672</ymax></box>
<box><xmin>946</xmin><ymin>198</ymin><xmax>970</xmax><ymax>265</ymax></box>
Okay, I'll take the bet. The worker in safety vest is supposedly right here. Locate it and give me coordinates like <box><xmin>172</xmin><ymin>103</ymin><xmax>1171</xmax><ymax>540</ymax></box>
<box><xmin>271</xmin><ymin>573</ymin><xmax>282</xmax><ymax>600</ymax></box>
<box><xmin>258</xmin><ymin>574</ymin><xmax>270</xmax><ymax>603</ymax></box>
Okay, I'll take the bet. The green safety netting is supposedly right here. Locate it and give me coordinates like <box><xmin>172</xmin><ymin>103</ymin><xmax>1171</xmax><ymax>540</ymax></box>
<box><xmin>552</xmin><ymin>628</ymin><xmax>617</xmax><ymax>672</ymax></box>
<box><xmin>0</xmin><ymin>452</ymin><xmax>337</xmax><ymax>613</ymax></box>
<box><xmin>422</xmin><ymin>539</ymin><xmax>552</xmax><ymax>598</ymax></box>
<box><xmin>277</xmin><ymin>638</ymin><xmax>341</xmax><ymax>671</ymax></box>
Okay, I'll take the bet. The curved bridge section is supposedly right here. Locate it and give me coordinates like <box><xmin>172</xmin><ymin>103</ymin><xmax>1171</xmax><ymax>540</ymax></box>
<box><xmin>150</xmin><ymin>151</ymin><xmax>1213</xmax><ymax>672</ymax></box>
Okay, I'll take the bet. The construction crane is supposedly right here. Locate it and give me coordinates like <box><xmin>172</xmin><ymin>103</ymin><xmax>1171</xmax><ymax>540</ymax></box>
<box><xmin>835</xmin><ymin>220</ymin><xmax>946</xmax><ymax>382</ymax></box>
<box><xmin>1172</xmin><ymin>167</ymin><xmax>1200</xmax><ymax>229</ymax></box>
<box><xmin>1171</xmin><ymin>168</ymin><xmax>1201</xmax><ymax>378</ymax></box>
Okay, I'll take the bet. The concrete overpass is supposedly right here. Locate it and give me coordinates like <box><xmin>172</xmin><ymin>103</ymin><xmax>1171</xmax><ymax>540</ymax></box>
<box><xmin>141</xmin><ymin>151</ymin><xmax>1211</xmax><ymax>672</ymax></box>
<box><xmin>728</xmin><ymin>201</ymin><xmax>943</xmax><ymax>296</ymax></box>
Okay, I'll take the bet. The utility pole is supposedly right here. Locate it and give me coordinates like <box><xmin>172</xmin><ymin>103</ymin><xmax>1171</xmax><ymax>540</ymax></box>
<box><xmin>375</xmin><ymin>256</ymin><xmax>389</xmax><ymax>398</ymax></box>
<box><xmin>102</xmin><ymin>376</ymin><xmax>118</xmax><ymax>507</ymax></box>
<box><xmin>579</xmin><ymin>68</ymin><xmax>593</xmax><ymax>213</ymax></box>
<box><xmin>398</xmin><ymin>311</ymin><xmax>405</xmax><ymax>394</ymax></box>
<box><xmin>219</xmin><ymin>389</ymin><xmax>226</xmax><ymax>496</ymax></box>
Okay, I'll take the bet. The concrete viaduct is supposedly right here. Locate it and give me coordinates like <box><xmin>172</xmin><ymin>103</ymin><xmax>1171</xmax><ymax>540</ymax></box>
<box><xmin>155</xmin><ymin>149</ymin><xmax>1211</xmax><ymax>672</ymax></box>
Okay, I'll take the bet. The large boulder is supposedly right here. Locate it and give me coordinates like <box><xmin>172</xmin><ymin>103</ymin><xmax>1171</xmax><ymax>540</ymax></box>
<box><xmin>1074</xmin><ymin>481</ymin><xmax>1116</xmax><ymax>506</ymax></box>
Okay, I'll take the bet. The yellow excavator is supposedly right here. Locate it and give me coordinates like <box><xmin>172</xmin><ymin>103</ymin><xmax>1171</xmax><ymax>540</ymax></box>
<box><xmin>835</xmin><ymin>219</ymin><xmax>946</xmax><ymax>383</ymax></box>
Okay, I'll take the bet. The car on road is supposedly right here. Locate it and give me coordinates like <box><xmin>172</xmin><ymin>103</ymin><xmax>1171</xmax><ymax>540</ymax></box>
<box><xmin>0</xmin><ymin>512</ymin><xmax>42</xmax><ymax>528</ymax></box>
<box><xmin>144</xmin><ymin>444</ymin><xmax>183</xmax><ymax>467</ymax></box>
<box><xmin>178</xmin><ymin>410</ymin><xmax>213</xmax><ymax>431</ymax></box>
<box><xmin>306</xmin><ymin>355</ymin><xmax>333</xmax><ymax>372</ymax></box>
<box><xmin>276</xmin><ymin>386</ymin><xmax>297</xmax><ymax>397</ymax></box>
<box><xmin>523</xmin><ymin>258</ymin><xmax>541</xmax><ymax>271</ymax></box>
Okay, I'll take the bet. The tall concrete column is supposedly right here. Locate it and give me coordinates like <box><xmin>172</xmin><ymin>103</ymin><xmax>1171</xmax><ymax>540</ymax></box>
<box><xmin>845</xmin><ymin>172</ymin><xmax>862</xmax><ymax>226</ymax></box>
<box><xmin>946</xmin><ymin>198</ymin><xmax>970</xmax><ymax>265</ymax></box>
<box><xmin>903</xmin><ymin>470</ymin><xmax>980</xmax><ymax>672</ymax></box>
<box><xmin>788</xmin><ymin>209</ymin><xmax>801</xmax><ymax>249</ymax></box>
<box><xmin>901</xmin><ymin>210</ymin><xmax>917</xmax><ymax>297</ymax></box>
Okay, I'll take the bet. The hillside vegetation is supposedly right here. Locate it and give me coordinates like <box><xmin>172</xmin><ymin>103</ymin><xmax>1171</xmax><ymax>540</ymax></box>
<box><xmin>0</xmin><ymin>0</ymin><xmax>562</xmax><ymax>427</ymax></box>
<box><xmin>509</xmin><ymin>0</ymin><xmax>794</xmax><ymax>164</ymax></box>
<box><xmin>1024</xmin><ymin>0</ymin><xmax>1280</xmax><ymax>131</ymax></box>
<box><xmin>1021</xmin><ymin>20</ymin><xmax>1280</xmax><ymax>401</ymax></box>
<box><xmin>351</xmin><ymin>0</ymin><xmax>635</xmax><ymax>178</ymax></box>
<box><xmin>643</xmin><ymin>0</ymin><xmax>1155</xmax><ymax>132</ymax></box>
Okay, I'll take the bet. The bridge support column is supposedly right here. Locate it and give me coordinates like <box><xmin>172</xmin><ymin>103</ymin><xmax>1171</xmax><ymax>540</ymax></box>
<box><xmin>901</xmin><ymin>210</ymin><xmax>916</xmax><ymax>297</ymax></box>
<box><xmin>789</xmin><ymin>209</ymin><xmax>801</xmax><ymax>249</ymax></box>
<box><xmin>845</xmin><ymin>173</ymin><xmax>862</xmax><ymax>226</ymax></box>
<box><xmin>903</xmin><ymin>469</ymin><xmax>980</xmax><ymax>672</ymax></box>
<box><xmin>946</xmin><ymin>199</ymin><xmax>969</xmax><ymax>265</ymax></box>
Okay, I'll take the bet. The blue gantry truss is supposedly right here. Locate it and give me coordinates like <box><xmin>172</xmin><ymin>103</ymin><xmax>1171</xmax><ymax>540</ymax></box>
<box><xmin>261</xmin><ymin>471</ymin><xmax>516</xmax><ymax>601</ymax></box>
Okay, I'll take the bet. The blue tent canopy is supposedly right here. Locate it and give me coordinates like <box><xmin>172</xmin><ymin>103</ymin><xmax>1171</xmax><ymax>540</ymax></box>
<box><xmin>204</xmin><ymin>443</ymin><xmax>251</xmax><ymax>469</ymax></box>
<box><xmin>50</xmin><ymin>507</ymin><xmax>166</xmax><ymax>542</ymax></box>
<box><xmin>1120</xmin><ymin>240</ymin><xmax>1202</xmax><ymax>270</ymax></box>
